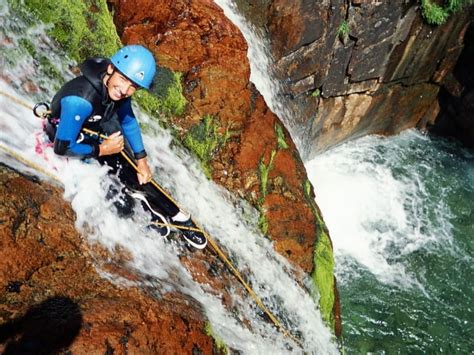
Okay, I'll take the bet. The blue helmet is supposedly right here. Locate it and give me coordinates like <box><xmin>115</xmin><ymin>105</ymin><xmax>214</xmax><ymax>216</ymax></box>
<box><xmin>110</xmin><ymin>45</ymin><xmax>156</xmax><ymax>89</ymax></box>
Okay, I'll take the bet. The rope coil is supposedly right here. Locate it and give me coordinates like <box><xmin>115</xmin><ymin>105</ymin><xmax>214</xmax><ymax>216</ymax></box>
<box><xmin>0</xmin><ymin>89</ymin><xmax>304</xmax><ymax>348</ymax></box>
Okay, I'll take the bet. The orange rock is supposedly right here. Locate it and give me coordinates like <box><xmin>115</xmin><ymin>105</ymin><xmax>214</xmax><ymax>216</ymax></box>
<box><xmin>0</xmin><ymin>167</ymin><xmax>214</xmax><ymax>353</ymax></box>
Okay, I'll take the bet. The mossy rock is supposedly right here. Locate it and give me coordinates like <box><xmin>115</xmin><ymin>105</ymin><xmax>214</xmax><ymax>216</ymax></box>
<box><xmin>303</xmin><ymin>179</ymin><xmax>337</xmax><ymax>331</ymax></box>
<box><xmin>14</xmin><ymin>0</ymin><xmax>187</xmax><ymax>119</ymax></box>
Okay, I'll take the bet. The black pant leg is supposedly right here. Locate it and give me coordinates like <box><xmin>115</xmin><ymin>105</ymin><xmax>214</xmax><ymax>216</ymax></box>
<box><xmin>98</xmin><ymin>154</ymin><xmax>180</xmax><ymax>218</ymax></box>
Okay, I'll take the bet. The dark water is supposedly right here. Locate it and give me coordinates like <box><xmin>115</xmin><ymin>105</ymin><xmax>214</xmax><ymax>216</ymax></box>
<box><xmin>307</xmin><ymin>130</ymin><xmax>474</xmax><ymax>354</ymax></box>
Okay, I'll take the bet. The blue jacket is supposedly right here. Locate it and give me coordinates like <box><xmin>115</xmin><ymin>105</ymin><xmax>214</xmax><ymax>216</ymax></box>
<box><xmin>48</xmin><ymin>57</ymin><xmax>146</xmax><ymax>159</ymax></box>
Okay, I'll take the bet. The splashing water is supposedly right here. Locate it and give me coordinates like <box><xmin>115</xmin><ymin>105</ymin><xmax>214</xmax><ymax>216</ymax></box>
<box><xmin>307</xmin><ymin>131</ymin><xmax>474</xmax><ymax>352</ymax></box>
<box><xmin>0</xmin><ymin>1</ymin><xmax>338</xmax><ymax>353</ymax></box>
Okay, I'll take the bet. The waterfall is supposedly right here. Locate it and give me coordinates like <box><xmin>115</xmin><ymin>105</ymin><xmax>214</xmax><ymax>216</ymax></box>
<box><xmin>213</xmin><ymin>0</ymin><xmax>310</xmax><ymax>157</ymax></box>
<box><xmin>0</xmin><ymin>1</ymin><xmax>338</xmax><ymax>353</ymax></box>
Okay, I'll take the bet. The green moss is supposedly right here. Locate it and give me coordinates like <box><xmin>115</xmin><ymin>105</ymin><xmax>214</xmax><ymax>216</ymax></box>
<box><xmin>258</xmin><ymin>150</ymin><xmax>276</xmax><ymax>198</ymax></box>
<box><xmin>16</xmin><ymin>0</ymin><xmax>187</xmax><ymax>122</ymax></box>
<box><xmin>19</xmin><ymin>38</ymin><xmax>36</xmax><ymax>57</ymax></box>
<box><xmin>258</xmin><ymin>213</ymin><xmax>269</xmax><ymax>235</ymax></box>
<box><xmin>134</xmin><ymin>90</ymin><xmax>162</xmax><ymax>117</ymax></box>
<box><xmin>204</xmin><ymin>322</ymin><xmax>229</xmax><ymax>354</ymax></box>
<box><xmin>160</xmin><ymin>72</ymin><xmax>187</xmax><ymax>117</ymax></box>
<box><xmin>22</xmin><ymin>0</ymin><xmax>121</xmax><ymax>62</ymax></box>
<box><xmin>303</xmin><ymin>179</ymin><xmax>337</xmax><ymax>331</ymax></box>
<box><xmin>38</xmin><ymin>55</ymin><xmax>63</xmax><ymax>82</ymax></box>
<box><xmin>150</xmin><ymin>68</ymin><xmax>187</xmax><ymax>117</ymax></box>
<box><xmin>274</xmin><ymin>124</ymin><xmax>289</xmax><ymax>150</ymax></box>
<box><xmin>312</xmin><ymin>216</ymin><xmax>335</xmax><ymax>328</ymax></box>
<box><xmin>303</xmin><ymin>179</ymin><xmax>312</xmax><ymax>199</ymax></box>
<box><xmin>337</xmin><ymin>20</ymin><xmax>349</xmax><ymax>40</ymax></box>
<box><xmin>256</xmin><ymin>150</ymin><xmax>277</xmax><ymax>236</ymax></box>
<box><xmin>311</xmin><ymin>88</ymin><xmax>321</xmax><ymax>98</ymax></box>
<box><xmin>12</xmin><ymin>36</ymin><xmax>62</xmax><ymax>84</ymax></box>
<box><xmin>420</xmin><ymin>0</ymin><xmax>473</xmax><ymax>25</ymax></box>
<box><xmin>183</xmin><ymin>115</ymin><xmax>226</xmax><ymax>178</ymax></box>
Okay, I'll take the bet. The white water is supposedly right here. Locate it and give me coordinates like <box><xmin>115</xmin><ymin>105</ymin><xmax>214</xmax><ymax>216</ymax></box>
<box><xmin>0</xmin><ymin>1</ymin><xmax>338</xmax><ymax>353</ymax></box>
<box><xmin>305</xmin><ymin>131</ymin><xmax>455</xmax><ymax>290</ymax></box>
<box><xmin>213</xmin><ymin>0</ymin><xmax>307</xmax><ymax>154</ymax></box>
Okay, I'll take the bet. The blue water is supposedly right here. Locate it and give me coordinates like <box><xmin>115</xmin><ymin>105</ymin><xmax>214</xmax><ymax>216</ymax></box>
<box><xmin>307</xmin><ymin>130</ymin><xmax>474</xmax><ymax>353</ymax></box>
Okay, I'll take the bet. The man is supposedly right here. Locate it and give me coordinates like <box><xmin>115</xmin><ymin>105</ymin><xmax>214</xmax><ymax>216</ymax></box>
<box><xmin>45</xmin><ymin>45</ymin><xmax>206</xmax><ymax>249</ymax></box>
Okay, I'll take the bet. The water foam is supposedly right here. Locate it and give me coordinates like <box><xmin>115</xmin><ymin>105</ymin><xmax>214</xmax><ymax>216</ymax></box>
<box><xmin>306</xmin><ymin>132</ymin><xmax>454</xmax><ymax>290</ymax></box>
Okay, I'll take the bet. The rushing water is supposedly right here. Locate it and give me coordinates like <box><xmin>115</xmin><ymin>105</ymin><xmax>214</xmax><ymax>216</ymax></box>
<box><xmin>214</xmin><ymin>0</ymin><xmax>311</xmax><ymax>157</ymax></box>
<box><xmin>306</xmin><ymin>131</ymin><xmax>474</xmax><ymax>353</ymax></box>
<box><xmin>0</xmin><ymin>1</ymin><xmax>338</xmax><ymax>353</ymax></box>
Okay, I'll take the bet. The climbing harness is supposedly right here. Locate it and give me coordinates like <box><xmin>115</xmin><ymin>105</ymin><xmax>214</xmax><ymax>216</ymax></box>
<box><xmin>0</xmin><ymin>88</ymin><xmax>305</xmax><ymax>348</ymax></box>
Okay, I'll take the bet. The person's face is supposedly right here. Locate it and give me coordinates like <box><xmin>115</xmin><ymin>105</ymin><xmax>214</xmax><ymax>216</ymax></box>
<box><xmin>105</xmin><ymin>64</ymin><xmax>139</xmax><ymax>101</ymax></box>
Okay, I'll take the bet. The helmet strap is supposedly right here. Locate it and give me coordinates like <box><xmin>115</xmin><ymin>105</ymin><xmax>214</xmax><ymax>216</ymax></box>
<box><xmin>104</xmin><ymin>65</ymin><xmax>116</xmax><ymax>88</ymax></box>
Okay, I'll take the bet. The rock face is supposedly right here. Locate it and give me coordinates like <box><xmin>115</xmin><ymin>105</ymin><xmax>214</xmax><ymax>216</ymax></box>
<box><xmin>430</xmin><ymin>22</ymin><xmax>474</xmax><ymax>147</ymax></box>
<box><xmin>238</xmin><ymin>1</ymin><xmax>471</xmax><ymax>156</ymax></box>
<box><xmin>0</xmin><ymin>166</ymin><xmax>215</xmax><ymax>353</ymax></box>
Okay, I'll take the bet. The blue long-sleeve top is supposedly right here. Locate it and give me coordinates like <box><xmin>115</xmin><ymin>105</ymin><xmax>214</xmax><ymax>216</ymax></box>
<box><xmin>54</xmin><ymin>95</ymin><xmax>146</xmax><ymax>159</ymax></box>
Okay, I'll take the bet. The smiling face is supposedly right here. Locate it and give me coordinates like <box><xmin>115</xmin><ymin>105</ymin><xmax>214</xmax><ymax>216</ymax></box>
<box><xmin>103</xmin><ymin>64</ymin><xmax>139</xmax><ymax>101</ymax></box>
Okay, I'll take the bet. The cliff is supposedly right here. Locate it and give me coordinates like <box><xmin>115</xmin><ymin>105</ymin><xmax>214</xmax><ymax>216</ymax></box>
<box><xmin>430</xmin><ymin>21</ymin><xmax>474</xmax><ymax>147</ymax></box>
<box><xmin>236</xmin><ymin>0</ymin><xmax>472</xmax><ymax>157</ymax></box>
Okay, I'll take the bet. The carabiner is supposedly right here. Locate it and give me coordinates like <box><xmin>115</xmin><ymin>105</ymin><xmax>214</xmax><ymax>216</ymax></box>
<box><xmin>33</xmin><ymin>102</ymin><xmax>51</xmax><ymax>118</ymax></box>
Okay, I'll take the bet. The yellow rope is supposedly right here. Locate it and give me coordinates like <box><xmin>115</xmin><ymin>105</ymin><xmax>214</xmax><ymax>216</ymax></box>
<box><xmin>0</xmin><ymin>90</ymin><xmax>34</xmax><ymax>110</ymax></box>
<box><xmin>84</xmin><ymin>129</ymin><xmax>304</xmax><ymax>346</ymax></box>
<box><xmin>0</xmin><ymin>89</ymin><xmax>304</xmax><ymax>348</ymax></box>
<box><xmin>0</xmin><ymin>143</ymin><xmax>61</xmax><ymax>183</ymax></box>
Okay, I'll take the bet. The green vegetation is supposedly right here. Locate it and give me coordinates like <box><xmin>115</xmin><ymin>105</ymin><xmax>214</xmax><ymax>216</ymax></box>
<box><xmin>420</xmin><ymin>0</ymin><xmax>473</xmax><ymax>25</ymax></box>
<box><xmin>303</xmin><ymin>179</ymin><xmax>312</xmax><ymax>199</ymax></box>
<box><xmin>18</xmin><ymin>38</ymin><xmax>63</xmax><ymax>82</ymax></box>
<box><xmin>303</xmin><ymin>179</ymin><xmax>336</xmax><ymax>330</ymax></box>
<box><xmin>204</xmin><ymin>322</ymin><xmax>229</xmax><ymax>354</ymax></box>
<box><xmin>337</xmin><ymin>20</ymin><xmax>350</xmax><ymax>41</ymax></box>
<box><xmin>312</xmin><ymin>215</ymin><xmax>335</xmax><ymax>328</ymax></box>
<box><xmin>183</xmin><ymin>115</ymin><xmax>231</xmax><ymax>178</ymax></box>
<box><xmin>311</xmin><ymin>88</ymin><xmax>321</xmax><ymax>98</ymax></box>
<box><xmin>258</xmin><ymin>213</ymin><xmax>269</xmax><ymax>235</ymax></box>
<box><xmin>13</xmin><ymin>0</ymin><xmax>186</xmax><ymax>119</ymax></box>
<box><xmin>274</xmin><ymin>124</ymin><xmax>289</xmax><ymax>150</ymax></box>
<box><xmin>258</xmin><ymin>150</ymin><xmax>276</xmax><ymax>198</ymax></box>
<box><xmin>256</xmin><ymin>150</ymin><xmax>276</xmax><ymax>235</ymax></box>
<box><xmin>148</xmin><ymin>68</ymin><xmax>187</xmax><ymax>117</ymax></box>
<box><xmin>135</xmin><ymin>69</ymin><xmax>187</xmax><ymax>118</ymax></box>
<box><xmin>21</xmin><ymin>0</ymin><xmax>121</xmax><ymax>61</ymax></box>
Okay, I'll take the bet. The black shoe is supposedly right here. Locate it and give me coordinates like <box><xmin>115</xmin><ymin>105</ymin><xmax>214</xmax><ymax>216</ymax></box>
<box><xmin>129</xmin><ymin>190</ymin><xmax>170</xmax><ymax>237</ymax></box>
<box><xmin>174</xmin><ymin>218</ymin><xmax>207</xmax><ymax>249</ymax></box>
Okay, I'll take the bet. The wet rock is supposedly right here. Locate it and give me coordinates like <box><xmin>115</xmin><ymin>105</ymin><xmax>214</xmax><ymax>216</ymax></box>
<box><xmin>430</xmin><ymin>22</ymin><xmax>474</xmax><ymax>148</ymax></box>
<box><xmin>310</xmin><ymin>82</ymin><xmax>440</xmax><ymax>151</ymax></box>
<box><xmin>260</xmin><ymin>1</ymin><xmax>471</xmax><ymax>154</ymax></box>
<box><xmin>268</xmin><ymin>0</ymin><xmax>326</xmax><ymax>58</ymax></box>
